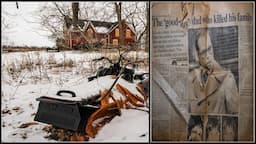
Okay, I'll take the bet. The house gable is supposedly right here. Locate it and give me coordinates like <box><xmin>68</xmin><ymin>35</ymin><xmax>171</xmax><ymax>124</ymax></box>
<box><xmin>83</xmin><ymin>21</ymin><xmax>97</xmax><ymax>39</ymax></box>
<box><xmin>63</xmin><ymin>18</ymin><xmax>137</xmax><ymax>48</ymax></box>
<box><xmin>107</xmin><ymin>22</ymin><xmax>136</xmax><ymax>36</ymax></box>
<box><xmin>107</xmin><ymin>21</ymin><xmax>136</xmax><ymax>46</ymax></box>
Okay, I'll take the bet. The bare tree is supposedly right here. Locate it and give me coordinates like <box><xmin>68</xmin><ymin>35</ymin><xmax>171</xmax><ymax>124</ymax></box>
<box><xmin>109</xmin><ymin>2</ymin><xmax>148</xmax><ymax>47</ymax></box>
<box><xmin>72</xmin><ymin>2</ymin><xmax>79</xmax><ymax>30</ymax></box>
<box><xmin>122</xmin><ymin>2</ymin><xmax>148</xmax><ymax>45</ymax></box>
<box><xmin>145</xmin><ymin>2</ymin><xmax>149</xmax><ymax>51</ymax></box>
<box><xmin>115</xmin><ymin>2</ymin><xmax>124</xmax><ymax>46</ymax></box>
<box><xmin>1</xmin><ymin>9</ymin><xmax>17</xmax><ymax>46</ymax></box>
<box><xmin>33</xmin><ymin>2</ymin><xmax>71</xmax><ymax>40</ymax></box>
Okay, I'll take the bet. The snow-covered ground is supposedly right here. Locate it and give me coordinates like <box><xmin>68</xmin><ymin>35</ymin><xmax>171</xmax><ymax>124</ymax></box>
<box><xmin>1</xmin><ymin>50</ymin><xmax>149</xmax><ymax>142</ymax></box>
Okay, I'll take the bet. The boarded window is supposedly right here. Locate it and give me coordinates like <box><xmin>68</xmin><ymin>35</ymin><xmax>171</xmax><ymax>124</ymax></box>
<box><xmin>113</xmin><ymin>39</ymin><xmax>118</xmax><ymax>45</ymax></box>
<box><xmin>87</xmin><ymin>28</ymin><xmax>93</xmax><ymax>38</ymax></box>
<box><xmin>115</xmin><ymin>28</ymin><xmax>119</xmax><ymax>37</ymax></box>
<box><xmin>126</xmin><ymin>29</ymin><xmax>131</xmax><ymax>38</ymax></box>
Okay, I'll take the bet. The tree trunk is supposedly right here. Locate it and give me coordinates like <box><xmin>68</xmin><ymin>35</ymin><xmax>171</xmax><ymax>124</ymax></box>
<box><xmin>115</xmin><ymin>2</ymin><xmax>124</xmax><ymax>47</ymax></box>
<box><xmin>145</xmin><ymin>2</ymin><xmax>149</xmax><ymax>52</ymax></box>
<box><xmin>72</xmin><ymin>2</ymin><xmax>79</xmax><ymax>30</ymax></box>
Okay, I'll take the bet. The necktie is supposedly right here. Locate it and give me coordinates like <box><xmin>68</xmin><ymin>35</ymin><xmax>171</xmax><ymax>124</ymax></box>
<box><xmin>201</xmin><ymin>70</ymin><xmax>208</xmax><ymax>87</ymax></box>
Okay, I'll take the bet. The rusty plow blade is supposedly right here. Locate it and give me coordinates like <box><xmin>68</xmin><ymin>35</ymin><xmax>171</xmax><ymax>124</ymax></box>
<box><xmin>116</xmin><ymin>83</ymin><xmax>145</xmax><ymax>107</ymax></box>
<box><xmin>85</xmin><ymin>84</ymin><xmax>147</xmax><ymax>138</ymax></box>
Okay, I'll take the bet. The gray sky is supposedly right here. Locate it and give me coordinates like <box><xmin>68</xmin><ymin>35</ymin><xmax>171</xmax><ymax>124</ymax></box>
<box><xmin>2</xmin><ymin>2</ymin><xmax>55</xmax><ymax>47</ymax></box>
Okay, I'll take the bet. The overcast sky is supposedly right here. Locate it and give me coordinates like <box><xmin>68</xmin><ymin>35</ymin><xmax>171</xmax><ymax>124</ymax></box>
<box><xmin>2</xmin><ymin>2</ymin><xmax>55</xmax><ymax>47</ymax></box>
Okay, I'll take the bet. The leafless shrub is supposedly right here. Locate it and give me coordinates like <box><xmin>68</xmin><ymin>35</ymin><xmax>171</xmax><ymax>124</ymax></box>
<box><xmin>6</xmin><ymin>62</ymin><xmax>22</xmax><ymax>81</ymax></box>
<box><xmin>35</xmin><ymin>51</ymin><xmax>43</xmax><ymax>66</ymax></box>
<box><xmin>63</xmin><ymin>58</ymin><xmax>75</xmax><ymax>68</ymax></box>
<box><xmin>47</xmin><ymin>54</ymin><xmax>57</xmax><ymax>65</ymax></box>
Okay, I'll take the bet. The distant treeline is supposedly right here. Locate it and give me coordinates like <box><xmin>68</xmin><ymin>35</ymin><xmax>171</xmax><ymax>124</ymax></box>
<box><xmin>1</xmin><ymin>45</ymin><xmax>53</xmax><ymax>52</ymax></box>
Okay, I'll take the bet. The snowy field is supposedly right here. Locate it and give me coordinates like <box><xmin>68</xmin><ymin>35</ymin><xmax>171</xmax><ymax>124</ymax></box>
<box><xmin>1</xmin><ymin>50</ymin><xmax>149</xmax><ymax>142</ymax></box>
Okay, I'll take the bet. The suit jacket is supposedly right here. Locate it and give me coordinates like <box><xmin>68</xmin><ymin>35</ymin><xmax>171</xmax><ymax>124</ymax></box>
<box><xmin>189</xmin><ymin>68</ymin><xmax>239</xmax><ymax>115</ymax></box>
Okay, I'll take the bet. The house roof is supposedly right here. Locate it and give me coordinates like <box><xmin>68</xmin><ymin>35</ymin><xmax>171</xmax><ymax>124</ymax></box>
<box><xmin>83</xmin><ymin>20</ymin><xmax>116</xmax><ymax>29</ymax></box>
<box><xmin>82</xmin><ymin>21</ymin><xmax>96</xmax><ymax>32</ymax></box>
<box><xmin>94</xmin><ymin>27</ymin><xmax>109</xmax><ymax>34</ymax></box>
<box><xmin>65</xmin><ymin>17</ymin><xmax>136</xmax><ymax>35</ymax></box>
<box><xmin>107</xmin><ymin>21</ymin><xmax>136</xmax><ymax>35</ymax></box>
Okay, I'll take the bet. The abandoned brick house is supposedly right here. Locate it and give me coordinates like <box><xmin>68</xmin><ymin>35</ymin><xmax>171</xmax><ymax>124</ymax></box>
<box><xmin>62</xmin><ymin>18</ymin><xmax>136</xmax><ymax>49</ymax></box>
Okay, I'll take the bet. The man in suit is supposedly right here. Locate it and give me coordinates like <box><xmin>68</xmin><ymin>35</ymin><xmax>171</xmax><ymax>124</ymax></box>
<box><xmin>188</xmin><ymin>30</ymin><xmax>239</xmax><ymax>114</ymax></box>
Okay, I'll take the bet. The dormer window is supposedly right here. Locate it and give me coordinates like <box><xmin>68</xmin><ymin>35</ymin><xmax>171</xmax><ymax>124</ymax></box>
<box><xmin>87</xmin><ymin>28</ymin><xmax>93</xmax><ymax>38</ymax></box>
<box><xmin>115</xmin><ymin>28</ymin><xmax>119</xmax><ymax>37</ymax></box>
<box><xmin>126</xmin><ymin>29</ymin><xmax>131</xmax><ymax>38</ymax></box>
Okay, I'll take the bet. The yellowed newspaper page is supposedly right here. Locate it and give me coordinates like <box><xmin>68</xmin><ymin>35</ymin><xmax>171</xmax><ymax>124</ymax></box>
<box><xmin>151</xmin><ymin>2</ymin><xmax>254</xmax><ymax>141</ymax></box>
